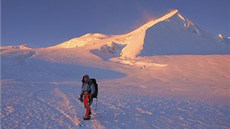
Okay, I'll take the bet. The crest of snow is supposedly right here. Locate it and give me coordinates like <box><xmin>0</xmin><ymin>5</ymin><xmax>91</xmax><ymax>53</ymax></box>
<box><xmin>0</xmin><ymin>44</ymin><xmax>36</xmax><ymax>59</ymax></box>
<box><xmin>1</xmin><ymin>44</ymin><xmax>32</xmax><ymax>51</ymax></box>
<box><xmin>52</xmin><ymin>33</ymin><xmax>109</xmax><ymax>48</ymax></box>
<box><xmin>18</xmin><ymin>44</ymin><xmax>32</xmax><ymax>50</ymax></box>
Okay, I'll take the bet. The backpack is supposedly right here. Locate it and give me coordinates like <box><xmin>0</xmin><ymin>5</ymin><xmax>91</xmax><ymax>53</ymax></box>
<box><xmin>90</xmin><ymin>78</ymin><xmax>98</xmax><ymax>98</ymax></box>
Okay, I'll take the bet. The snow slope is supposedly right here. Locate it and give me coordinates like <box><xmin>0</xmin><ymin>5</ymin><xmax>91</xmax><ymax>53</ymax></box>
<box><xmin>1</xmin><ymin>46</ymin><xmax>230</xmax><ymax>128</ymax></box>
<box><xmin>1</xmin><ymin>10</ymin><xmax>230</xmax><ymax>129</ymax></box>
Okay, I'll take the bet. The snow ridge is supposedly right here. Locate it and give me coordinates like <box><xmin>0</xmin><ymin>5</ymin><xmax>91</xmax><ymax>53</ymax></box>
<box><xmin>51</xmin><ymin>33</ymin><xmax>109</xmax><ymax>48</ymax></box>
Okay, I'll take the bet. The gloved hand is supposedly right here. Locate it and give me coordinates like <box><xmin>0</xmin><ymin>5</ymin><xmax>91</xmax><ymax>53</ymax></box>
<box><xmin>79</xmin><ymin>95</ymin><xmax>83</xmax><ymax>102</ymax></box>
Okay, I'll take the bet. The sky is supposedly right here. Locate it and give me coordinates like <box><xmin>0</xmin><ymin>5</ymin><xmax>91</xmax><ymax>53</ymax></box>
<box><xmin>1</xmin><ymin>0</ymin><xmax>230</xmax><ymax>47</ymax></box>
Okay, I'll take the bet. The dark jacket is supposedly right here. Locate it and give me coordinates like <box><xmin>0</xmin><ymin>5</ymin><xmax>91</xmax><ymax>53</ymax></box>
<box><xmin>80</xmin><ymin>77</ymin><xmax>95</xmax><ymax>96</ymax></box>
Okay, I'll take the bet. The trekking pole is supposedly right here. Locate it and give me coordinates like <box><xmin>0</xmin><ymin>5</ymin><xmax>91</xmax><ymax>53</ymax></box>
<box><xmin>94</xmin><ymin>98</ymin><xmax>102</xmax><ymax>118</ymax></box>
<box><xmin>95</xmin><ymin>98</ymin><xmax>98</xmax><ymax>112</ymax></box>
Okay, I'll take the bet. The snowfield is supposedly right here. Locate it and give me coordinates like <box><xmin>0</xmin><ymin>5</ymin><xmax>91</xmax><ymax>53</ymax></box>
<box><xmin>1</xmin><ymin>10</ymin><xmax>230</xmax><ymax>129</ymax></box>
<box><xmin>2</xmin><ymin>79</ymin><xmax>230</xmax><ymax>129</ymax></box>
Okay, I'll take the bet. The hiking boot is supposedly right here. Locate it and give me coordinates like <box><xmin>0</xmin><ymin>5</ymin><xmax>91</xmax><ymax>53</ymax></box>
<box><xmin>83</xmin><ymin>116</ymin><xmax>91</xmax><ymax>120</ymax></box>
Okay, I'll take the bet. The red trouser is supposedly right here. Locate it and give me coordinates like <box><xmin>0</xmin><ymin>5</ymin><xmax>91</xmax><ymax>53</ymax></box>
<box><xmin>83</xmin><ymin>94</ymin><xmax>91</xmax><ymax>117</ymax></box>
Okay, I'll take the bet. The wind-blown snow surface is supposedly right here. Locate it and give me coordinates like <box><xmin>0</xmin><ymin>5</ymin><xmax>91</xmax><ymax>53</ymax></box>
<box><xmin>1</xmin><ymin>10</ymin><xmax>230</xmax><ymax>129</ymax></box>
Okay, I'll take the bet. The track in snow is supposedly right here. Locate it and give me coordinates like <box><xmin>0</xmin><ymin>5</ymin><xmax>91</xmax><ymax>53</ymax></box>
<box><xmin>1</xmin><ymin>80</ymin><xmax>230</xmax><ymax>129</ymax></box>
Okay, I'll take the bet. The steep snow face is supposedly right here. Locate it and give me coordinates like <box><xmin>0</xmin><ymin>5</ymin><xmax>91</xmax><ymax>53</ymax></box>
<box><xmin>120</xmin><ymin>10</ymin><xmax>179</xmax><ymax>58</ymax></box>
<box><xmin>140</xmin><ymin>12</ymin><xmax>230</xmax><ymax>56</ymax></box>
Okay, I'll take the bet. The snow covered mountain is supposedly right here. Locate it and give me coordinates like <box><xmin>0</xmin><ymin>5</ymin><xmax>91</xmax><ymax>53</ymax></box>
<box><xmin>1</xmin><ymin>9</ymin><xmax>229</xmax><ymax>82</ymax></box>
<box><xmin>1</xmin><ymin>9</ymin><xmax>229</xmax><ymax>81</ymax></box>
<box><xmin>48</xmin><ymin>10</ymin><xmax>230</xmax><ymax>59</ymax></box>
<box><xmin>1</xmin><ymin>10</ymin><xmax>230</xmax><ymax>129</ymax></box>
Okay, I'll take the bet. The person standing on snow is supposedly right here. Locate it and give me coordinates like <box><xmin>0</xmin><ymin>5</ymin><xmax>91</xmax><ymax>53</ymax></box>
<box><xmin>79</xmin><ymin>75</ymin><xmax>95</xmax><ymax>120</ymax></box>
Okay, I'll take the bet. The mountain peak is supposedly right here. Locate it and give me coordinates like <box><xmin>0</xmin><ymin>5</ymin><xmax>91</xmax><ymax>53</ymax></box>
<box><xmin>120</xmin><ymin>9</ymin><xmax>183</xmax><ymax>58</ymax></box>
<box><xmin>115</xmin><ymin>9</ymin><xmax>229</xmax><ymax>58</ymax></box>
<box><xmin>131</xmin><ymin>9</ymin><xmax>179</xmax><ymax>33</ymax></box>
